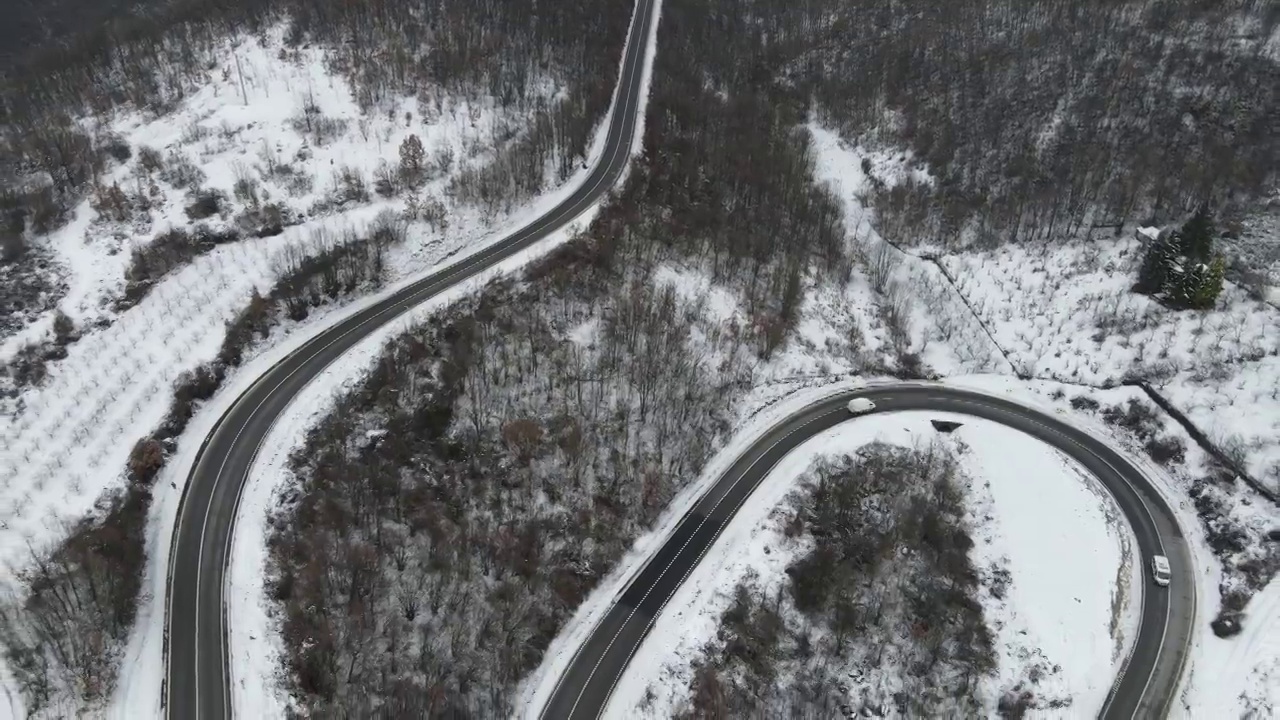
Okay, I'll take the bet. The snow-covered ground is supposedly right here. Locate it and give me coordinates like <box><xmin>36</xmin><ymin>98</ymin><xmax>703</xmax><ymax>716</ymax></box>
<box><xmin>0</xmin><ymin>23</ymin><xmax>562</xmax><ymax>567</ymax></box>
<box><xmin>939</xmin><ymin>241</ymin><xmax>1280</xmax><ymax>493</ymax></box>
<box><xmin>944</xmin><ymin>374</ymin><xmax>1280</xmax><ymax>720</ymax></box>
<box><xmin>600</xmin><ymin>410</ymin><xmax>1137</xmax><ymax>717</ymax></box>
<box><xmin>0</xmin><ymin>19</ymin><xmax>590</xmax><ymax>718</ymax></box>
<box><xmin>533</xmin><ymin>364</ymin><xmax>1272</xmax><ymax>718</ymax></box>
<box><xmin>806</xmin><ymin>122</ymin><xmax>1280</xmax><ymax>499</ymax></box>
<box><xmin>0</xmin><ymin>25</ymin><xmax>548</xmax><ymax>363</ymax></box>
<box><xmin>524</xmin><ymin>122</ymin><xmax>1278</xmax><ymax>718</ymax></box>
<box><xmin>804</xmin><ymin>123</ymin><xmax>1014</xmax><ymax>378</ymax></box>
<box><xmin>957</xmin><ymin>417</ymin><xmax>1141</xmax><ymax>713</ymax></box>
<box><xmin>806</xmin><ymin>118</ymin><xmax>1277</xmax><ymax>589</ymax></box>
<box><xmin>109</xmin><ymin>158</ymin><xmax>612</xmax><ymax>720</ymax></box>
<box><xmin>1183</xmin><ymin>574</ymin><xmax>1280</xmax><ymax>718</ymax></box>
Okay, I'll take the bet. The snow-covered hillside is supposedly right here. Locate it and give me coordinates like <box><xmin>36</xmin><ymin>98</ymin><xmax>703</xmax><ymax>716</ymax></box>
<box><xmin>0</xmin><ymin>21</ymin><xmax>588</xmax><ymax>718</ymax></box>
<box><xmin>939</xmin><ymin>242</ymin><xmax>1280</xmax><ymax>493</ymax></box>
<box><xmin>0</xmin><ymin>23</ymin><xmax>564</xmax><ymax>561</ymax></box>
<box><xmin>523</xmin><ymin>121</ymin><xmax>1274</xmax><ymax>718</ymax></box>
<box><xmin>538</xmin><ymin>121</ymin><xmax>1276</xmax><ymax>718</ymax></box>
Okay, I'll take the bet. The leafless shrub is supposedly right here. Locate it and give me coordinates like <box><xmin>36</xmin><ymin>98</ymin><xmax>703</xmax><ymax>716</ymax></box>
<box><xmin>290</xmin><ymin>96</ymin><xmax>348</xmax><ymax>146</ymax></box>
<box><xmin>180</xmin><ymin>121</ymin><xmax>211</xmax><ymax>144</ymax></box>
<box><xmin>184</xmin><ymin>188</ymin><xmax>226</xmax><ymax>220</ymax></box>
<box><xmin>232</xmin><ymin>162</ymin><xmax>260</xmax><ymax>207</ymax></box>
<box><xmin>160</xmin><ymin>151</ymin><xmax>206</xmax><ymax>190</ymax></box>
<box><xmin>864</xmin><ymin>241</ymin><xmax>900</xmax><ymax>293</ymax></box>
<box><xmin>281</xmin><ymin>167</ymin><xmax>315</xmax><ymax>198</ymax></box>
<box><xmin>373</xmin><ymin>161</ymin><xmax>399</xmax><ymax>198</ymax></box>
<box><xmin>327</xmin><ymin>166</ymin><xmax>369</xmax><ymax>207</ymax></box>
<box><xmin>136</xmin><ymin>146</ymin><xmax>164</xmax><ymax>174</ymax></box>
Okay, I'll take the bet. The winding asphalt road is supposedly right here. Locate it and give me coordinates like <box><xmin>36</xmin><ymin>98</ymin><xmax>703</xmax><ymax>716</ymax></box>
<box><xmin>164</xmin><ymin>0</ymin><xmax>1195</xmax><ymax>715</ymax></box>
<box><xmin>162</xmin><ymin>0</ymin><xmax>658</xmax><ymax>715</ymax></box>
<box><xmin>541</xmin><ymin>385</ymin><xmax>1196</xmax><ymax>719</ymax></box>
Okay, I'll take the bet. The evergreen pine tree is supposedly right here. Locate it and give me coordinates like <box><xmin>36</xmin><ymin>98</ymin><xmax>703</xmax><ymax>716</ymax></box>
<box><xmin>1164</xmin><ymin>260</ymin><xmax>1196</xmax><ymax>307</ymax></box>
<box><xmin>1134</xmin><ymin>207</ymin><xmax>1224</xmax><ymax>309</ymax></box>
<box><xmin>1178</xmin><ymin>206</ymin><xmax>1215</xmax><ymax>261</ymax></box>
<box><xmin>1190</xmin><ymin>256</ymin><xmax>1225</xmax><ymax>309</ymax></box>
<box><xmin>1135</xmin><ymin>231</ymin><xmax>1175</xmax><ymax>294</ymax></box>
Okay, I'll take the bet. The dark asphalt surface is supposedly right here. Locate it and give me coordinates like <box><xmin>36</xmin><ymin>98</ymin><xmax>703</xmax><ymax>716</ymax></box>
<box><xmin>540</xmin><ymin>385</ymin><xmax>1195</xmax><ymax>720</ymax></box>
<box><xmin>161</xmin><ymin>0</ymin><xmax>658</xmax><ymax>715</ymax></box>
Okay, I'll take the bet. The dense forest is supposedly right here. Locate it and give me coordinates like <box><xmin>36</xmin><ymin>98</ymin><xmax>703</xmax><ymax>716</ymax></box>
<box><xmin>867</xmin><ymin>0</ymin><xmax>1278</xmax><ymax>244</ymax></box>
<box><xmin>683</xmin><ymin>0</ymin><xmax>1277</xmax><ymax>247</ymax></box>
<box><xmin>0</xmin><ymin>0</ymin><xmax>162</xmax><ymax>70</ymax></box>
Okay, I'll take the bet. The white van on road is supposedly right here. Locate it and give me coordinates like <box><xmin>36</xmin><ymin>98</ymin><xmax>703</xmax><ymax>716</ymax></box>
<box><xmin>847</xmin><ymin>398</ymin><xmax>876</xmax><ymax>415</ymax></box>
<box><xmin>1151</xmin><ymin>555</ymin><xmax>1172</xmax><ymax>587</ymax></box>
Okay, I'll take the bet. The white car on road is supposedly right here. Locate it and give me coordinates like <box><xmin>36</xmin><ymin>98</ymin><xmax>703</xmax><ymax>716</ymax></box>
<box><xmin>847</xmin><ymin>398</ymin><xmax>876</xmax><ymax>415</ymax></box>
<box><xmin>1151</xmin><ymin>555</ymin><xmax>1171</xmax><ymax>587</ymax></box>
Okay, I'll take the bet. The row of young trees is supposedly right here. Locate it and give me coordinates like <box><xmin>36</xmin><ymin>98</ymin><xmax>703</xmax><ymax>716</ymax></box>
<box><xmin>0</xmin><ymin>219</ymin><xmax>406</xmax><ymax>713</ymax></box>
<box><xmin>679</xmin><ymin>445</ymin><xmax>997</xmax><ymax>718</ymax></box>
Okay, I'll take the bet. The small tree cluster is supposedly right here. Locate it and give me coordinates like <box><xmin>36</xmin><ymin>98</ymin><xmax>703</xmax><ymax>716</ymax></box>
<box><xmin>118</xmin><ymin>225</ymin><xmax>242</xmax><ymax>310</ymax></box>
<box><xmin>680</xmin><ymin>444</ymin><xmax>996</xmax><ymax>718</ymax></box>
<box><xmin>1134</xmin><ymin>207</ymin><xmax>1225</xmax><ymax>309</ymax></box>
<box><xmin>397</xmin><ymin>134</ymin><xmax>425</xmax><ymax>188</ymax></box>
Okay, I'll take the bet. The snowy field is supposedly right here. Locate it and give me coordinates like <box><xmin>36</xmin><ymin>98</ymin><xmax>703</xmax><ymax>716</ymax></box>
<box><xmin>107</xmin><ymin>155</ymin><xmax>612</xmax><ymax>720</ymax></box>
<box><xmin>945</xmin><ymin>375</ymin><xmax>1280</xmax><ymax>719</ymax></box>
<box><xmin>600</xmin><ymin>411</ymin><xmax>1138</xmax><ymax>717</ymax></box>
<box><xmin>806</xmin><ymin>122</ymin><xmax>1280</xmax><ymax>499</ymax></box>
<box><xmin>0</xmin><ymin>24</ymin><xmax>564</xmax><ymax>569</ymax></box>
<box><xmin>806</xmin><ymin>122</ymin><xmax>1277</xmax><ymax>576</ymax></box>
<box><xmin>1183</xmin><ymin>574</ymin><xmax>1280</xmax><ymax>718</ymax></box>
<box><xmin>939</xmin><ymin>241</ymin><xmax>1280</xmax><ymax>493</ymax></box>
<box><xmin>804</xmin><ymin>123</ymin><xmax>1014</xmax><ymax>378</ymax></box>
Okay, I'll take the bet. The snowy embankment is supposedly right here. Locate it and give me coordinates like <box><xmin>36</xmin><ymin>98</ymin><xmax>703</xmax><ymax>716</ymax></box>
<box><xmin>213</xmin><ymin>0</ymin><xmax>664</xmax><ymax>714</ymax></box>
<box><xmin>802</xmin><ymin>124</ymin><xmax>1014</xmax><ymax>378</ymax></box>
<box><xmin>1183</xmin><ymin>574</ymin><xmax>1280</xmax><ymax>718</ymax></box>
<box><xmin>945</xmin><ymin>375</ymin><xmax>1280</xmax><ymax>720</ymax></box>
<box><xmin>0</xmin><ymin>20</ymin><xmax>574</xmax><ymax>719</ymax></box>
<box><xmin>602</xmin><ymin>410</ymin><xmax>1137</xmax><ymax>716</ymax></box>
